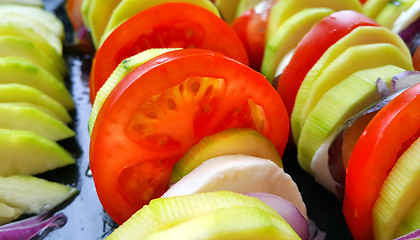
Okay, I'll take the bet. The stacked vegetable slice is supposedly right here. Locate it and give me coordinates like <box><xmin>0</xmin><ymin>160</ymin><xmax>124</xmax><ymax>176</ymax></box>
<box><xmin>272</xmin><ymin>6</ymin><xmax>419</xmax><ymax>240</ymax></box>
<box><xmin>81</xmin><ymin>2</ymin><xmax>320</xmax><ymax>238</ymax></box>
<box><xmin>0</xmin><ymin>2</ymin><xmax>77</xmax><ymax>230</ymax></box>
<box><xmin>106</xmin><ymin>191</ymin><xmax>308</xmax><ymax>240</ymax></box>
<box><xmin>89</xmin><ymin>47</ymin><xmax>289</xmax><ymax>224</ymax></box>
<box><xmin>342</xmin><ymin>81</ymin><xmax>420</xmax><ymax>240</ymax></box>
<box><xmin>76</xmin><ymin>0</ymin><xmax>420</xmax><ymax>239</ymax></box>
<box><xmin>364</xmin><ymin>0</ymin><xmax>420</xmax><ymax>46</ymax></box>
<box><xmin>80</xmin><ymin>0</ymin><xmax>220</xmax><ymax>48</ymax></box>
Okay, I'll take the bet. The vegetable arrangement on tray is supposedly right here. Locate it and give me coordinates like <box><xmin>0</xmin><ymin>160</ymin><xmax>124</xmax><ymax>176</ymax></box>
<box><xmin>2</xmin><ymin>0</ymin><xmax>420</xmax><ymax>239</ymax></box>
<box><xmin>0</xmin><ymin>1</ymin><xmax>78</xmax><ymax>238</ymax></box>
<box><xmin>73</xmin><ymin>0</ymin><xmax>420</xmax><ymax>239</ymax></box>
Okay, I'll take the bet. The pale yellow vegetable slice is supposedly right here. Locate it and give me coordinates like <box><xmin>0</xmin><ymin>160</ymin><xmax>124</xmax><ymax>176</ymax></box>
<box><xmin>85</xmin><ymin>0</ymin><xmax>121</xmax><ymax>48</ymax></box>
<box><xmin>0</xmin><ymin>15</ymin><xmax>62</xmax><ymax>55</ymax></box>
<box><xmin>298</xmin><ymin>65</ymin><xmax>403</xmax><ymax>179</ymax></box>
<box><xmin>0</xmin><ymin>0</ymin><xmax>43</xmax><ymax>7</ymax></box>
<box><xmin>0</xmin><ymin>57</ymin><xmax>74</xmax><ymax>110</ymax></box>
<box><xmin>101</xmin><ymin>0</ymin><xmax>221</xmax><ymax>46</ymax></box>
<box><xmin>266</xmin><ymin>0</ymin><xmax>362</xmax><ymax>42</ymax></box>
<box><xmin>0</xmin><ymin>84</ymin><xmax>71</xmax><ymax>124</ymax></box>
<box><xmin>0</xmin><ymin>202</ymin><xmax>23</xmax><ymax>225</ymax></box>
<box><xmin>0</xmin><ymin>4</ymin><xmax>65</xmax><ymax>41</ymax></box>
<box><xmin>394</xmin><ymin>198</ymin><xmax>420</xmax><ymax>238</ymax></box>
<box><xmin>106</xmin><ymin>191</ymin><xmax>282</xmax><ymax>239</ymax></box>
<box><xmin>0</xmin><ymin>23</ymin><xmax>66</xmax><ymax>72</ymax></box>
<box><xmin>0</xmin><ymin>103</ymin><xmax>74</xmax><ymax>141</ymax></box>
<box><xmin>170</xmin><ymin>128</ymin><xmax>282</xmax><ymax>184</ymax></box>
<box><xmin>373</xmin><ymin>136</ymin><xmax>420</xmax><ymax>240</ymax></box>
<box><xmin>261</xmin><ymin>7</ymin><xmax>333</xmax><ymax>81</ymax></box>
<box><xmin>146</xmin><ymin>207</ymin><xmax>300</xmax><ymax>240</ymax></box>
<box><xmin>363</xmin><ymin>0</ymin><xmax>390</xmax><ymax>19</ymax></box>
<box><xmin>215</xmin><ymin>0</ymin><xmax>240</xmax><ymax>24</ymax></box>
<box><xmin>0</xmin><ymin>129</ymin><xmax>75</xmax><ymax>177</ymax></box>
<box><xmin>0</xmin><ymin>175</ymin><xmax>77</xmax><ymax>214</ymax></box>
<box><xmin>291</xmin><ymin>43</ymin><xmax>413</xmax><ymax>143</ymax></box>
<box><xmin>375</xmin><ymin>0</ymin><xmax>417</xmax><ymax>29</ymax></box>
<box><xmin>0</xmin><ymin>36</ymin><xmax>63</xmax><ymax>79</ymax></box>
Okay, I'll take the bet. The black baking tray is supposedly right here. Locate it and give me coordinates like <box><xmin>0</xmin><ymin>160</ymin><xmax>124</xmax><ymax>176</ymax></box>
<box><xmin>34</xmin><ymin>0</ymin><xmax>353</xmax><ymax>239</ymax></box>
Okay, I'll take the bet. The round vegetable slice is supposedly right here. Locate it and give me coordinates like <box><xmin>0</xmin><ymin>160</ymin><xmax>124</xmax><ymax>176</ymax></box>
<box><xmin>105</xmin><ymin>191</ymin><xmax>289</xmax><ymax>239</ymax></box>
<box><xmin>89</xmin><ymin>48</ymin><xmax>178</xmax><ymax>134</ymax></box>
<box><xmin>373</xmin><ymin>134</ymin><xmax>420</xmax><ymax>240</ymax></box>
<box><xmin>343</xmin><ymin>82</ymin><xmax>420</xmax><ymax>240</ymax></box>
<box><xmin>89</xmin><ymin>49</ymin><xmax>288</xmax><ymax>224</ymax></box>
<box><xmin>232</xmin><ymin>8</ymin><xmax>266</xmax><ymax>71</ymax></box>
<box><xmin>164</xmin><ymin>155</ymin><xmax>306</xmax><ymax>219</ymax></box>
<box><xmin>170</xmin><ymin>128</ymin><xmax>283</xmax><ymax>184</ymax></box>
<box><xmin>413</xmin><ymin>46</ymin><xmax>420</xmax><ymax>71</ymax></box>
<box><xmin>145</xmin><ymin>207</ymin><xmax>300</xmax><ymax>240</ymax></box>
<box><xmin>102</xmin><ymin>0</ymin><xmax>221</xmax><ymax>43</ymax></box>
<box><xmin>89</xmin><ymin>2</ymin><xmax>248</xmax><ymax>102</ymax></box>
<box><xmin>265</xmin><ymin>0</ymin><xmax>363</xmax><ymax>42</ymax></box>
<box><xmin>276</xmin><ymin>10</ymin><xmax>379</xmax><ymax>117</ymax></box>
<box><xmin>231</xmin><ymin>1</ymin><xmax>275</xmax><ymax>71</ymax></box>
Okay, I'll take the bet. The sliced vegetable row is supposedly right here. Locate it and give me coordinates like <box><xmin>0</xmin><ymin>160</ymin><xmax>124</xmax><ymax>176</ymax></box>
<box><xmin>266</xmin><ymin>5</ymin><xmax>419</xmax><ymax>240</ymax></box>
<box><xmin>74</xmin><ymin>0</ymin><xmax>420</xmax><ymax>239</ymax></box>
<box><xmin>80</xmin><ymin>1</ymin><xmax>321</xmax><ymax>238</ymax></box>
<box><xmin>0</xmin><ymin>2</ymin><xmax>77</xmax><ymax>230</ymax></box>
<box><xmin>218</xmin><ymin>1</ymin><xmax>420</xmax><ymax>239</ymax></box>
<box><xmin>227</xmin><ymin>0</ymin><xmax>420</xmax><ymax>74</ymax></box>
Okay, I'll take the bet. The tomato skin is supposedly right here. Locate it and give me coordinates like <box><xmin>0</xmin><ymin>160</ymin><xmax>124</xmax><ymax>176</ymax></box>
<box><xmin>90</xmin><ymin>49</ymin><xmax>288</xmax><ymax>224</ymax></box>
<box><xmin>413</xmin><ymin>46</ymin><xmax>420</xmax><ymax>71</ymax></box>
<box><xmin>276</xmin><ymin>10</ymin><xmax>379</xmax><ymax>117</ymax></box>
<box><xmin>232</xmin><ymin>9</ymin><xmax>268</xmax><ymax>71</ymax></box>
<box><xmin>89</xmin><ymin>2</ymin><xmax>248</xmax><ymax>103</ymax></box>
<box><xmin>66</xmin><ymin>0</ymin><xmax>84</xmax><ymax>32</ymax></box>
<box><xmin>343</xmin><ymin>83</ymin><xmax>420</xmax><ymax>240</ymax></box>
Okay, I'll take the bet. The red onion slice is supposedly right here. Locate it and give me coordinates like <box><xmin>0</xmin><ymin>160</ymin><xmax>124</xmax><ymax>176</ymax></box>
<box><xmin>245</xmin><ymin>192</ymin><xmax>311</xmax><ymax>240</ymax></box>
<box><xmin>0</xmin><ymin>212</ymin><xmax>67</xmax><ymax>240</ymax></box>
<box><xmin>392</xmin><ymin>71</ymin><xmax>420</xmax><ymax>92</ymax></box>
<box><xmin>394</xmin><ymin>228</ymin><xmax>420</xmax><ymax>240</ymax></box>
<box><xmin>399</xmin><ymin>16</ymin><xmax>420</xmax><ymax>45</ymax></box>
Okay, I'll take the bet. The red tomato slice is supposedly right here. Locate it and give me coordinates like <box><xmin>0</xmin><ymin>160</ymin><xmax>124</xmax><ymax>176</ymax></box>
<box><xmin>413</xmin><ymin>46</ymin><xmax>420</xmax><ymax>71</ymax></box>
<box><xmin>66</xmin><ymin>0</ymin><xmax>84</xmax><ymax>32</ymax></box>
<box><xmin>343</xmin><ymin>82</ymin><xmax>420</xmax><ymax>240</ymax></box>
<box><xmin>89</xmin><ymin>49</ymin><xmax>289</xmax><ymax>224</ymax></box>
<box><xmin>232</xmin><ymin>6</ymin><xmax>271</xmax><ymax>71</ymax></box>
<box><xmin>276</xmin><ymin>10</ymin><xmax>378</xmax><ymax>117</ymax></box>
<box><xmin>89</xmin><ymin>2</ymin><xmax>248</xmax><ymax>103</ymax></box>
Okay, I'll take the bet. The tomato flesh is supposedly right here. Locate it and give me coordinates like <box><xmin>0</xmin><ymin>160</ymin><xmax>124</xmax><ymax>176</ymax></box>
<box><xmin>277</xmin><ymin>10</ymin><xmax>379</xmax><ymax>117</ymax></box>
<box><xmin>343</xmin><ymin>82</ymin><xmax>420</xmax><ymax>240</ymax></box>
<box><xmin>232</xmin><ymin>7</ymin><xmax>270</xmax><ymax>71</ymax></box>
<box><xmin>90</xmin><ymin>2</ymin><xmax>248</xmax><ymax>102</ymax></box>
<box><xmin>90</xmin><ymin>49</ymin><xmax>288</xmax><ymax>224</ymax></box>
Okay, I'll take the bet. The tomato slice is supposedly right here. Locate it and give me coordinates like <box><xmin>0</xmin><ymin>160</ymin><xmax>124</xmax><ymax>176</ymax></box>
<box><xmin>66</xmin><ymin>0</ymin><xmax>84</xmax><ymax>32</ymax></box>
<box><xmin>89</xmin><ymin>2</ymin><xmax>248</xmax><ymax>103</ymax></box>
<box><xmin>276</xmin><ymin>10</ymin><xmax>378</xmax><ymax>117</ymax></box>
<box><xmin>413</xmin><ymin>46</ymin><xmax>420</xmax><ymax>71</ymax></box>
<box><xmin>343</xmin><ymin>82</ymin><xmax>420</xmax><ymax>240</ymax></box>
<box><xmin>232</xmin><ymin>3</ymin><xmax>272</xmax><ymax>71</ymax></box>
<box><xmin>89</xmin><ymin>49</ymin><xmax>289</xmax><ymax>224</ymax></box>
